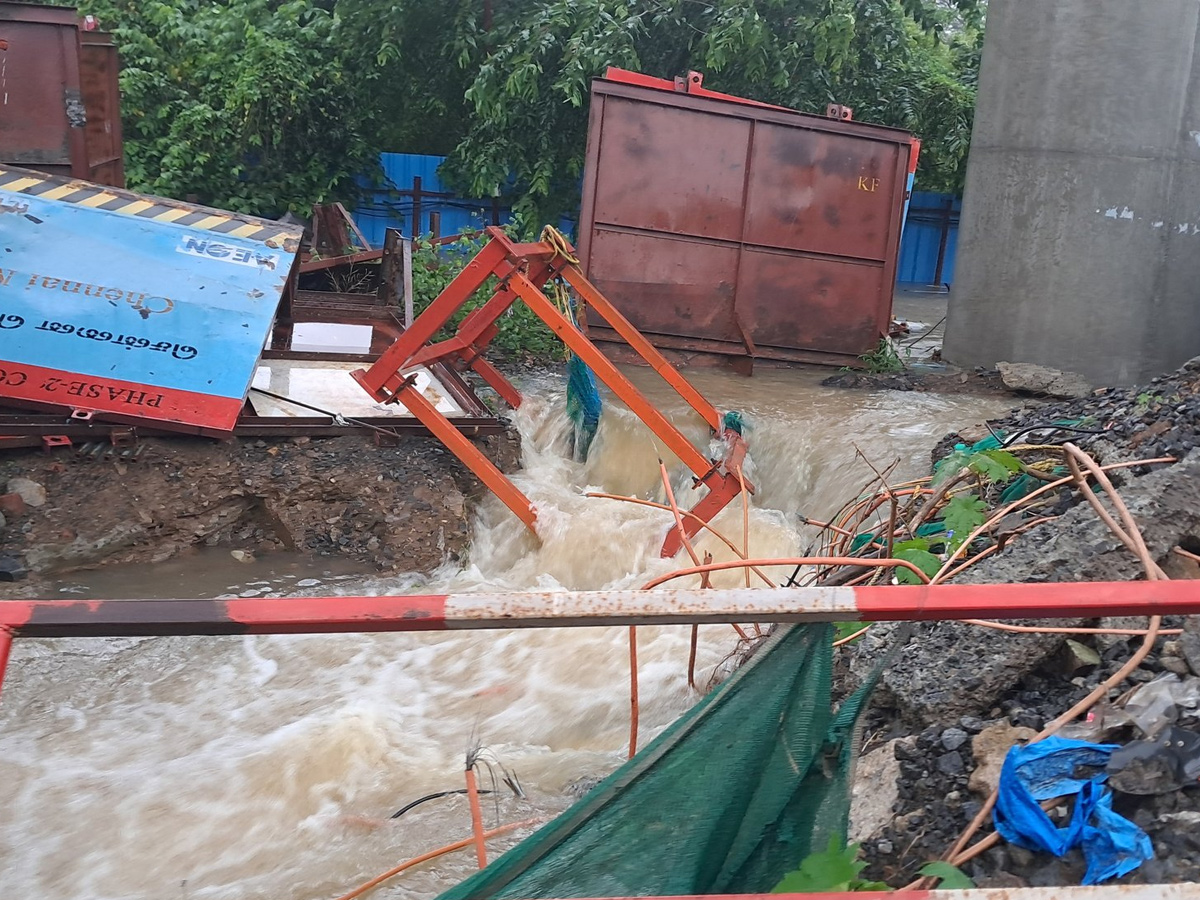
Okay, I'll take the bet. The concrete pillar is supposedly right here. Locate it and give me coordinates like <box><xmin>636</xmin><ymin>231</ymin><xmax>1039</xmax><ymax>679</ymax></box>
<box><xmin>943</xmin><ymin>0</ymin><xmax>1200</xmax><ymax>386</ymax></box>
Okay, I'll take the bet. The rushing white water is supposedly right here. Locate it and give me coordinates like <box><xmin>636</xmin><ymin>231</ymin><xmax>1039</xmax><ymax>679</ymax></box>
<box><xmin>0</xmin><ymin>367</ymin><xmax>1013</xmax><ymax>900</ymax></box>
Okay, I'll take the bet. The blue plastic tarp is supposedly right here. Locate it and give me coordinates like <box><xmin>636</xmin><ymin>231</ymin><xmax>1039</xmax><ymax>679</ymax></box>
<box><xmin>993</xmin><ymin>736</ymin><xmax>1153</xmax><ymax>884</ymax></box>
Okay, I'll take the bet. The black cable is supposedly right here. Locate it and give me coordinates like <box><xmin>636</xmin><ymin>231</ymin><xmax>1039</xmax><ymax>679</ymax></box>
<box><xmin>248</xmin><ymin>387</ymin><xmax>404</xmax><ymax>441</ymax></box>
<box><xmin>899</xmin><ymin>315</ymin><xmax>946</xmax><ymax>348</ymax></box>
<box><xmin>996</xmin><ymin>423</ymin><xmax>1107</xmax><ymax>447</ymax></box>
<box><xmin>389</xmin><ymin>788</ymin><xmax>495</xmax><ymax>819</ymax></box>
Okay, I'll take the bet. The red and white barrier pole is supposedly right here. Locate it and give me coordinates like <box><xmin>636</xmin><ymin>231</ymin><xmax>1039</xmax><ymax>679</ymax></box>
<box><xmin>0</xmin><ymin>626</ymin><xmax>12</xmax><ymax>703</ymax></box>
<box><xmin>0</xmin><ymin>581</ymin><xmax>1197</xmax><ymax>638</ymax></box>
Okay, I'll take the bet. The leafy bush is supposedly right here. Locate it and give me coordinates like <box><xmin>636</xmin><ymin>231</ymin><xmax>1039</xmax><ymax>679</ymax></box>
<box><xmin>81</xmin><ymin>0</ymin><xmax>381</xmax><ymax>217</ymax></box>
<box><xmin>772</xmin><ymin>839</ymin><xmax>889</xmax><ymax>893</ymax></box>
<box><xmin>410</xmin><ymin>233</ymin><xmax>563</xmax><ymax>363</ymax></box>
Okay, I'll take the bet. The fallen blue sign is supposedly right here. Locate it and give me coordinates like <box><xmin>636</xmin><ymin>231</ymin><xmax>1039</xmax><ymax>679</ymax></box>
<box><xmin>0</xmin><ymin>166</ymin><xmax>302</xmax><ymax>434</ymax></box>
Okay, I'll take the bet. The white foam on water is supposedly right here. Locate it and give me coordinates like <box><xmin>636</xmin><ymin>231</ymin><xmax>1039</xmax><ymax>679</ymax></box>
<box><xmin>0</xmin><ymin>368</ymin><xmax>1014</xmax><ymax>899</ymax></box>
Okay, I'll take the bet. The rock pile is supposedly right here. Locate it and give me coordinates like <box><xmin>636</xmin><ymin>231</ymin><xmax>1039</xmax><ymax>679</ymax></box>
<box><xmin>844</xmin><ymin>357</ymin><xmax>1200</xmax><ymax>889</ymax></box>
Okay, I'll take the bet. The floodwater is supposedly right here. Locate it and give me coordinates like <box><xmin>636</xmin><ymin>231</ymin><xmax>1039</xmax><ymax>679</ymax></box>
<box><xmin>0</xmin><ymin>366</ymin><xmax>1015</xmax><ymax>900</ymax></box>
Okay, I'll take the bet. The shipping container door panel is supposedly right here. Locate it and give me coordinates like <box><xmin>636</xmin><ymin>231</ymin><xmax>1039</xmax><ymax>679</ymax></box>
<box><xmin>586</xmin><ymin>228</ymin><xmax>743</xmax><ymax>345</ymax></box>
<box><xmin>735</xmin><ymin>250</ymin><xmax>884</xmax><ymax>356</ymax></box>
<box><xmin>592</xmin><ymin>98</ymin><xmax>750</xmax><ymax>242</ymax></box>
<box><xmin>0</xmin><ymin>22</ymin><xmax>74</xmax><ymax>170</ymax></box>
<box><xmin>744</xmin><ymin>124</ymin><xmax>901</xmax><ymax>261</ymax></box>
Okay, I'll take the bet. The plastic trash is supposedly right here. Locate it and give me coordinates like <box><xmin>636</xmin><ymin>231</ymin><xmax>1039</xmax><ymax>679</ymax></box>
<box><xmin>1108</xmin><ymin>725</ymin><xmax>1200</xmax><ymax>795</ymax></box>
<box><xmin>994</xmin><ymin>736</ymin><xmax>1153</xmax><ymax>884</ymax></box>
<box><xmin>1058</xmin><ymin>700</ymin><xmax>1135</xmax><ymax>743</ymax></box>
<box><xmin>1123</xmin><ymin>674</ymin><xmax>1200</xmax><ymax>737</ymax></box>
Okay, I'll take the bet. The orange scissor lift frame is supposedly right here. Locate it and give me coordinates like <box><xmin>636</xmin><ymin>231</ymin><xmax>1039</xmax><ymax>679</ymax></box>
<box><xmin>350</xmin><ymin>225</ymin><xmax>751</xmax><ymax>558</ymax></box>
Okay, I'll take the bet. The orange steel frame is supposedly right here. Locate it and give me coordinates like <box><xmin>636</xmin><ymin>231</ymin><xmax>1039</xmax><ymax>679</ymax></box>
<box><xmin>351</xmin><ymin>226</ymin><xmax>751</xmax><ymax>557</ymax></box>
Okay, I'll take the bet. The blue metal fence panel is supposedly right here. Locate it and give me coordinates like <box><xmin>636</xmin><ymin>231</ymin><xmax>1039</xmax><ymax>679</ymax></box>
<box><xmin>0</xmin><ymin>165</ymin><xmax>301</xmax><ymax>434</ymax></box>
<box><xmin>353</xmin><ymin>153</ymin><xmax>513</xmax><ymax>246</ymax></box>
<box><xmin>896</xmin><ymin>191</ymin><xmax>960</xmax><ymax>286</ymax></box>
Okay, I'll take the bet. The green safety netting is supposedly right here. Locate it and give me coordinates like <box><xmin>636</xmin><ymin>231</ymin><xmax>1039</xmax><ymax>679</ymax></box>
<box><xmin>437</xmin><ymin>624</ymin><xmax>882</xmax><ymax>900</ymax></box>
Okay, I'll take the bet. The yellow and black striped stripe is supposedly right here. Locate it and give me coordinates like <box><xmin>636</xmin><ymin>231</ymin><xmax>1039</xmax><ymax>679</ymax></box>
<box><xmin>0</xmin><ymin>166</ymin><xmax>302</xmax><ymax>250</ymax></box>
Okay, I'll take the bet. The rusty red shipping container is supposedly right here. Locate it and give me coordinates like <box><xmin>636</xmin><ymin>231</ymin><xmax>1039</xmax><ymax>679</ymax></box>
<box><xmin>0</xmin><ymin>1</ymin><xmax>124</xmax><ymax>187</ymax></box>
<box><xmin>578</xmin><ymin>69</ymin><xmax>918</xmax><ymax>369</ymax></box>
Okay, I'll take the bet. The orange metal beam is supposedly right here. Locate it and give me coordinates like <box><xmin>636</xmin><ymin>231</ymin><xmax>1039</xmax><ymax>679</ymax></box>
<box><xmin>469</xmin><ymin>355</ymin><xmax>523</xmax><ymax>410</ymax></box>
<box><xmin>393</xmin><ymin>380</ymin><xmax>537</xmax><ymax>532</ymax></box>
<box><xmin>405</xmin><ymin>335</ymin><xmax>471</xmax><ymax>370</ymax></box>
<box><xmin>509</xmin><ymin>271</ymin><xmax>714</xmax><ymax>477</ymax></box>
<box><xmin>660</xmin><ymin>472</ymin><xmax>744</xmax><ymax>558</ymax></box>
<box><xmin>353</xmin><ymin>237</ymin><xmax>509</xmax><ymax>400</ymax></box>
<box><xmin>563</xmin><ymin>266</ymin><xmax>723</xmax><ymax>432</ymax></box>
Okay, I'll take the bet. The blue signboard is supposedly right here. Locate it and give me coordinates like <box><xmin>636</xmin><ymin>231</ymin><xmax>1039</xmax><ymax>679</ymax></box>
<box><xmin>0</xmin><ymin>166</ymin><xmax>301</xmax><ymax>433</ymax></box>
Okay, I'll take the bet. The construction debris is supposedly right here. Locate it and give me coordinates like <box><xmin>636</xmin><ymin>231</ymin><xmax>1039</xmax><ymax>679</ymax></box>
<box><xmin>0</xmin><ymin>431</ymin><xmax>518</xmax><ymax>583</ymax></box>
<box><xmin>997</xmin><ymin>361</ymin><xmax>1093</xmax><ymax>399</ymax></box>
<box><xmin>827</xmin><ymin>355</ymin><xmax>1200</xmax><ymax>889</ymax></box>
<box><xmin>352</xmin><ymin>224</ymin><xmax>752</xmax><ymax>557</ymax></box>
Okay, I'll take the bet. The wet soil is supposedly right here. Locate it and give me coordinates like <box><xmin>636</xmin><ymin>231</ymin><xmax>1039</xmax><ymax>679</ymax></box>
<box><xmin>0</xmin><ymin>429</ymin><xmax>520</xmax><ymax>596</ymax></box>
<box><xmin>821</xmin><ymin>367</ymin><xmax>1013</xmax><ymax>396</ymax></box>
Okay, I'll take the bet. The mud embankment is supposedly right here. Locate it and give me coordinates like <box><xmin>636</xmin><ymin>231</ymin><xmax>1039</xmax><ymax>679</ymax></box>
<box><xmin>0</xmin><ymin>430</ymin><xmax>520</xmax><ymax>594</ymax></box>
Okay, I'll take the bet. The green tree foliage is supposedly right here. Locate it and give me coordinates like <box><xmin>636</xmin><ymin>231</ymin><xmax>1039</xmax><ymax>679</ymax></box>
<box><xmin>79</xmin><ymin>0</ymin><xmax>983</xmax><ymax>221</ymax></box>
<box><xmin>440</xmin><ymin>0</ymin><xmax>986</xmax><ymax>223</ymax></box>
<box><xmin>78</xmin><ymin>0</ymin><xmax>385</xmax><ymax>216</ymax></box>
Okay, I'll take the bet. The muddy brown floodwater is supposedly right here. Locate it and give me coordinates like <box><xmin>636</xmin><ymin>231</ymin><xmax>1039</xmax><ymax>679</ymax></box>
<box><xmin>0</xmin><ymin>366</ymin><xmax>1017</xmax><ymax>900</ymax></box>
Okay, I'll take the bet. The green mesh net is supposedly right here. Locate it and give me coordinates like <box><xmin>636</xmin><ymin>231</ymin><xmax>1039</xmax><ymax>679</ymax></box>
<box><xmin>436</xmin><ymin>623</ymin><xmax>879</xmax><ymax>900</ymax></box>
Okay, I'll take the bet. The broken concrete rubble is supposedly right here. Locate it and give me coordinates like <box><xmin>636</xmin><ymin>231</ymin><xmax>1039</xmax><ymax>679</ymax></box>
<box><xmin>849</xmin><ymin>452</ymin><xmax>1200</xmax><ymax>725</ymax></box>
<box><xmin>969</xmin><ymin>721</ymin><xmax>1038</xmax><ymax>796</ymax></box>
<box><xmin>996</xmin><ymin>361</ymin><xmax>1092</xmax><ymax>399</ymax></box>
<box><xmin>6</xmin><ymin>477</ymin><xmax>46</xmax><ymax>508</ymax></box>
<box><xmin>849</xmin><ymin>738</ymin><xmax>906</xmax><ymax>843</ymax></box>
<box><xmin>847</xmin><ymin>356</ymin><xmax>1200</xmax><ymax>888</ymax></box>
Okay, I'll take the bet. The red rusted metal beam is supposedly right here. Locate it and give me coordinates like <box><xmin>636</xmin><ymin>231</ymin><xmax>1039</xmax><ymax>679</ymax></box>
<box><xmin>2</xmin><ymin>582</ymin><xmax>1198</xmax><ymax>639</ymax></box>
<box><xmin>602</xmin><ymin>67</ymin><xmax>794</xmax><ymax>112</ymax></box>
<box><xmin>298</xmin><ymin>248</ymin><xmax>384</xmax><ymax>273</ymax></box>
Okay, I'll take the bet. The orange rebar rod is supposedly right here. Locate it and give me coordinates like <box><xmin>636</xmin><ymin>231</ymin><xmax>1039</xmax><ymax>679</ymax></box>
<box><xmin>464</xmin><ymin>766</ymin><xmax>487</xmax><ymax>869</ymax></box>
<box><xmin>1174</xmin><ymin>545</ymin><xmax>1200</xmax><ymax>564</ymax></box>
<box><xmin>641</xmin><ymin>555</ymin><xmax>932</xmax><ymax>590</ymax></box>
<box><xmin>962</xmin><ymin>620</ymin><xmax>1181</xmax><ymax>637</ymax></box>
<box><xmin>736</xmin><ymin>465</ymin><xmax>751</xmax><ymax>590</ymax></box>
<box><xmin>628</xmin><ymin>625</ymin><xmax>639</xmax><ymax>758</ymax></box>
<box><xmin>586</xmin><ymin>492</ymin><xmax>776</xmax><ymax>587</ymax></box>
<box><xmin>660</xmin><ymin>460</ymin><xmax>703</xmax><ymax>568</ymax></box>
<box><xmin>687</xmin><ymin>623</ymin><xmax>700</xmax><ymax>691</ymax></box>
<box><xmin>331</xmin><ymin>818</ymin><xmax>541</xmax><ymax>900</ymax></box>
<box><xmin>930</xmin><ymin>456</ymin><xmax>1177</xmax><ymax>583</ymax></box>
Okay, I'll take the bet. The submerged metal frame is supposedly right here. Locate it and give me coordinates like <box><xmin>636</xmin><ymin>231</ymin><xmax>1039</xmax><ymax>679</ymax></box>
<box><xmin>350</xmin><ymin>225</ymin><xmax>752</xmax><ymax>557</ymax></box>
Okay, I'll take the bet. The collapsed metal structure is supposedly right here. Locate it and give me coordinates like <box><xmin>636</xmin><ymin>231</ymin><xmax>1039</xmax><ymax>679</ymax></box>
<box><xmin>0</xmin><ymin>169</ymin><xmax>506</xmax><ymax>448</ymax></box>
<box><xmin>351</xmin><ymin>225</ymin><xmax>752</xmax><ymax>557</ymax></box>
